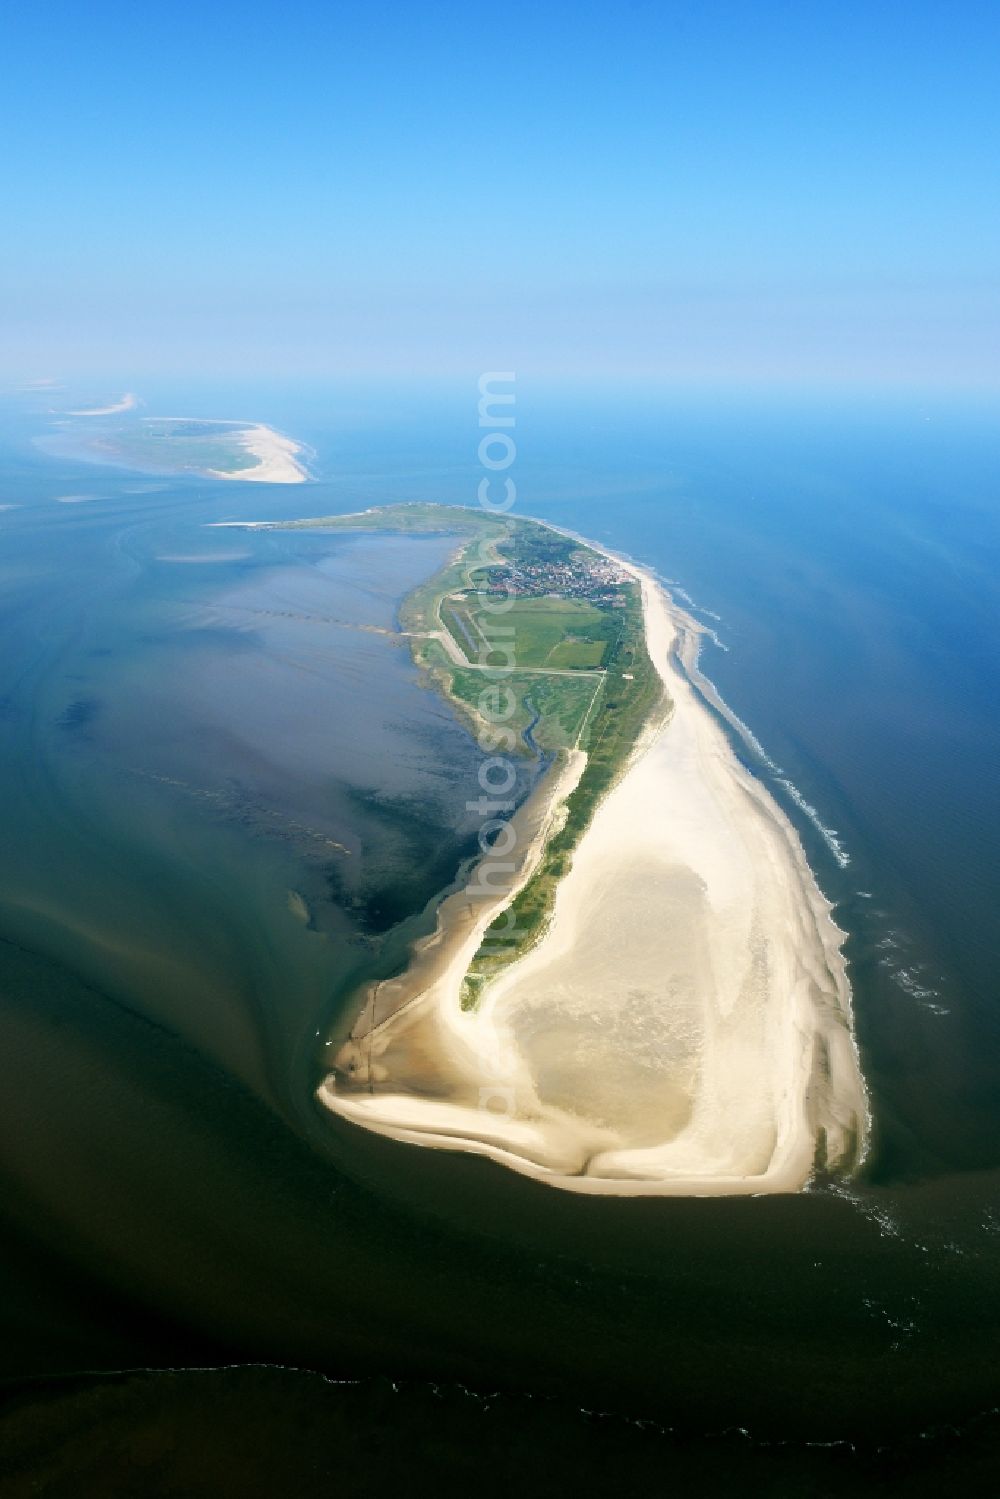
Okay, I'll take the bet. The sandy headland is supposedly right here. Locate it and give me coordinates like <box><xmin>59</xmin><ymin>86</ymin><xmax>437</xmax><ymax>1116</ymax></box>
<box><xmin>208</xmin><ymin>422</ymin><xmax>308</xmax><ymax>484</ymax></box>
<box><xmin>315</xmin><ymin>523</ymin><xmax>869</xmax><ymax>1197</ymax></box>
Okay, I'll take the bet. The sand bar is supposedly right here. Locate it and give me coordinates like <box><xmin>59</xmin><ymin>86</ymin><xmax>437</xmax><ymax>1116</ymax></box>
<box><xmin>66</xmin><ymin>392</ymin><xmax>138</xmax><ymax>416</ymax></box>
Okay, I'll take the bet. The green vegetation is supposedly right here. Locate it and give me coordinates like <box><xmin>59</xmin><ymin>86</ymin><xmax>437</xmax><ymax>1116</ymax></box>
<box><xmin>271</xmin><ymin>503</ymin><xmax>669</xmax><ymax>1009</ymax></box>
<box><xmin>496</xmin><ymin>518</ymin><xmax>585</xmax><ymax>570</ymax></box>
<box><xmin>282</xmin><ymin>502</ymin><xmax>504</xmax><ymax>537</ymax></box>
<box><xmin>546</xmin><ymin>634</ymin><xmax>609</xmax><ymax>671</ymax></box>
<box><xmin>83</xmin><ymin>418</ymin><xmax>259</xmax><ymax>475</ymax></box>
<box><xmin>443</xmin><ymin>594</ymin><xmax>617</xmax><ymax>670</ymax></box>
<box><xmin>461</xmin><ymin>578</ymin><xmax>668</xmax><ymax>1007</ymax></box>
<box><xmin>447</xmin><ymin>668</ymin><xmax>601</xmax><ymax>752</ymax></box>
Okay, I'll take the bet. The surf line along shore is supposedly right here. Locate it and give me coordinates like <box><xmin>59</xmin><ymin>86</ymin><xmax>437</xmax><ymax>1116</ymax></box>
<box><xmin>234</xmin><ymin>506</ymin><xmax>869</xmax><ymax>1195</ymax></box>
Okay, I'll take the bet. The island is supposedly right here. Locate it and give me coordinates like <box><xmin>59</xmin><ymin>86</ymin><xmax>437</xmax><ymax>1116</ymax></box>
<box><xmin>44</xmin><ymin>401</ymin><xmax>309</xmax><ymax>483</ymax></box>
<box><xmin>239</xmin><ymin>502</ymin><xmax>870</xmax><ymax>1195</ymax></box>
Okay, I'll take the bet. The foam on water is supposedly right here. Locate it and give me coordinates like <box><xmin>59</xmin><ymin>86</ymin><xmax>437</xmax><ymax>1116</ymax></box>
<box><xmin>773</xmin><ymin>776</ymin><xmax>851</xmax><ymax>869</ymax></box>
<box><xmin>664</xmin><ymin>577</ymin><xmax>852</xmax><ymax>871</ymax></box>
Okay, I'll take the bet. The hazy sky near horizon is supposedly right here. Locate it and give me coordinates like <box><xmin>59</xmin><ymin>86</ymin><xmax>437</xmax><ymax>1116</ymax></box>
<box><xmin>3</xmin><ymin>0</ymin><xmax>998</xmax><ymax>389</ymax></box>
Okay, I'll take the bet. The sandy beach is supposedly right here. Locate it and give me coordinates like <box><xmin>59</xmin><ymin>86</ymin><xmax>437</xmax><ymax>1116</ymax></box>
<box><xmin>209</xmin><ymin>424</ymin><xmax>308</xmax><ymax>484</ymax></box>
<box><xmin>319</xmin><ymin>548</ymin><xmax>869</xmax><ymax>1196</ymax></box>
<box><xmin>66</xmin><ymin>392</ymin><xmax>138</xmax><ymax>416</ymax></box>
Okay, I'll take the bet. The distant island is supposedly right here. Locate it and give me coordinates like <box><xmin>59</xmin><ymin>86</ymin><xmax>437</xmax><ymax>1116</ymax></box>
<box><xmin>65</xmin><ymin>392</ymin><xmax>139</xmax><ymax>417</ymax></box>
<box><xmin>43</xmin><ymin>398</ymin><xmax>309</xmax><ymax>483</ymax></box>
<box><xmin>232</xmin><ymin>503</ymin><xmax>870</xmax><ymax>1196</ymax></box>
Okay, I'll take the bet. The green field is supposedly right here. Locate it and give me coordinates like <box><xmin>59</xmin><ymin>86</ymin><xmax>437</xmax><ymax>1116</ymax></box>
<box><xmin>443</xmin><ymin>594</ymin><xmax>617</xmax><ymax>670</ymax></box>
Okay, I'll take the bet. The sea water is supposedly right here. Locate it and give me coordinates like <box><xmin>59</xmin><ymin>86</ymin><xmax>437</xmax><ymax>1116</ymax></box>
<box><xmin>1</xmin><ymin>379</ymin><xmax>998</xmax><ymax>1450</ymax></box>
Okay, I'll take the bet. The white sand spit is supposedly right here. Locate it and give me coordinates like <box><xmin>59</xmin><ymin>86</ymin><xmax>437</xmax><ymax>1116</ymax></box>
<box><xmin>209</xmin><ymin>424</ymin><xmax>308</xmax><ymax>484</ymax></box>
<box><xmin>66</xmin><ymin>392</ymin><xmax>138</xmax><ymax>416</ymax></box>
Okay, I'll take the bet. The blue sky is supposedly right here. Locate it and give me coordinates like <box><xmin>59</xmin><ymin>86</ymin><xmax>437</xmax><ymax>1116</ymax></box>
<box><xmin>2</xmin><ymin>0</ymin><xmax>998</xmax><ymax>387</ymax></box>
